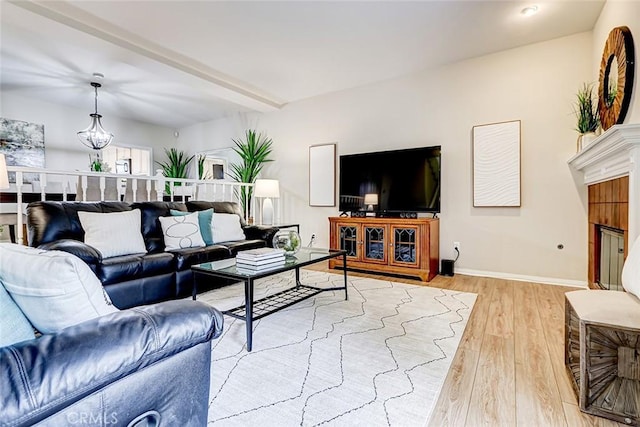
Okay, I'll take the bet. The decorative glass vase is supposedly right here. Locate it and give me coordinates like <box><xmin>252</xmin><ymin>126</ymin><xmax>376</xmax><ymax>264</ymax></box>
<box><xmin>272</xmin><ymin>229</ymin><xmax>302</xmax><ymax>257</ymax></box>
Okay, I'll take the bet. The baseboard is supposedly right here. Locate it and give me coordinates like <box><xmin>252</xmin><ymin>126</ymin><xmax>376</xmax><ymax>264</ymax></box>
<box><xmin>455</xmin><ymin>268</ymin><xmax>587</xmax><ymax>288</ymax></box>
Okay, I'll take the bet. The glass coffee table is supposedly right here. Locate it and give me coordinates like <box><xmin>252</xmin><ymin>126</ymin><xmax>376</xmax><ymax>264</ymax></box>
<box><xmin>192</xmin><ymin>248</ymin><xmax>348</xmax><ymax>351</ymax></box>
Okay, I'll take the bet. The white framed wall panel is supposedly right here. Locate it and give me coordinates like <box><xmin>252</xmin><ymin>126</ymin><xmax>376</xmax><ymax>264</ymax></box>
<box><xmin>473</xmin><ymin>120</ymin><xmax>521</xmax><ymax>207</ymax></box>
<box><xmin>309</xmin><ymin>143</ymin><xmax>336</xmax><ymax>206</ymax></box>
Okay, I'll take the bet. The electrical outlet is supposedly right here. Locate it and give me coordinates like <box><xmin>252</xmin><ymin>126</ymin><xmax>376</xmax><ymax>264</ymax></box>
<box><xmin>453</xmin><ymin>241</ymin><xmax>460</xmax><ymax>251</ymax></box>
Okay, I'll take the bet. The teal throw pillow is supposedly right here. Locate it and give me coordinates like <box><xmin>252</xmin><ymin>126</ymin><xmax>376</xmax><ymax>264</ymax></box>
<box><xmin>0</xmin><ymin>282</ymin><xmax>35</xmax><ymax>347</ymax></box>
<box><xmin>170</xmin><ymin>208</ymin><xmax>214</xmax><ymax>245</ymax></box>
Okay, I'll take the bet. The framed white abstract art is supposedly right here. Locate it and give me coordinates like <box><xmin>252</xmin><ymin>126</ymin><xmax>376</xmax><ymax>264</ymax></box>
<box><xmin>472</xmin><ymin>120</ymin><xmax>521</xmax><ymax>207</ymax></box>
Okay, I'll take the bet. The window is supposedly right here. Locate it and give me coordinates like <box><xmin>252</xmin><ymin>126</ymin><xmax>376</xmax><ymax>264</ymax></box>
<box><xmin>201</xmin><ymin>156</ymin><xmax>226</xmax><ymax>179</ymax></box>
<box><xmin>102</xmin><ymin>145</ymin><xmax>152</xmax><ymax>175</ymax></box>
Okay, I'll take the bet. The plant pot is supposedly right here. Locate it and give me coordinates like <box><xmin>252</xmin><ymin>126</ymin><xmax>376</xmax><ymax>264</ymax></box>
<box><xmin>577</xmin><ymin>132</ymin><xmax>597</xmax><ymax>151</ymax></box>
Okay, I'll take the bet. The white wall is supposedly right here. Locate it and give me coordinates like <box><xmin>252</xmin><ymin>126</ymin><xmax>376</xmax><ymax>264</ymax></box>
<box><xmin>0</xmin><ymin>91</ymin><xmax>176</xmax><ymax>172</ymax></box>
<box><xmin>179</xmin><ymin>32</ymin><xmax>593</xmax><ymax>285</ymax></box>
<box><xmin>9</xmin><ymin>8</ymin><xmax>637</xmax><ymax>285</ymax></box>
<box><xmin>178</xmin><ymin>113</ymin><xmax>263</xmax><ymax>173</ymax></box>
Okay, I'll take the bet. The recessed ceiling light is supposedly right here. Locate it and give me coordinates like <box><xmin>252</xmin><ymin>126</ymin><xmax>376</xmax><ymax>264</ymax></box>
<box><xmin>521</xmin><ymin>5</ymin><xmax>539</xmax><ymax>16</ymax></box>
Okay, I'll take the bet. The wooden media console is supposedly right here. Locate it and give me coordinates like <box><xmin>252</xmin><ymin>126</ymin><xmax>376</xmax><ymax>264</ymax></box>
<box><xmin>328</xmin><ymin>216</ymin><xmax>439</xmax><ymax>282</ymax></box>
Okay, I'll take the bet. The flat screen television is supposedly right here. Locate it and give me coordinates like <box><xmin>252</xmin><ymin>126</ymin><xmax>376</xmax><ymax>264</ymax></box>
<box><xmin>339</xmin><ymin>146</ymin><xmax>441</xmax><ymax>214</ymax></box>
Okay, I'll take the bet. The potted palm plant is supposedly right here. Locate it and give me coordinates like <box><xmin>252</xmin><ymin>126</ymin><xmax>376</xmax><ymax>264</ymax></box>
<box><xmin>197</xmin><ymin>155</ymin><xmax>210</xmax><ymax>180</ymax></box>
<box><xmin>228</xmin><ymin>129</ymin><xmax>274</xmax><ymax>218</ymax></box>
<box><xmin>574</xmin><ymin>83</ymin><xmax>600</xmax><ymax>151</ymax></box>
<box><xmin>156</xmin><ymin>148</ymin><xmax>194</xmax><ymax>195</ymax></box>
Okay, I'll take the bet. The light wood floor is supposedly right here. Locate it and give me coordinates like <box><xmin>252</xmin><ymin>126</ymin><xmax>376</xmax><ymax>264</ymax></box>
<box><xmin>307</xmin><ymin>263</ymin><xmax>624</xmax><ymax>427</ymax></box>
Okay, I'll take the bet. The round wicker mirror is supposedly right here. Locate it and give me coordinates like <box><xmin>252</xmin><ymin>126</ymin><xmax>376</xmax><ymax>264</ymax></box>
<box><xmin>598</xmin><ymin>26</ymin><xmax>635</xmax><ymax>131</ymax></box>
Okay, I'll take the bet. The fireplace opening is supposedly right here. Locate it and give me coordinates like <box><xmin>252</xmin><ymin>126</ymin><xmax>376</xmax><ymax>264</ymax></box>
<box><xmin>597</xmin><ymin>226</ymin><xmax>625</xmax><ymax>291</ymax></box>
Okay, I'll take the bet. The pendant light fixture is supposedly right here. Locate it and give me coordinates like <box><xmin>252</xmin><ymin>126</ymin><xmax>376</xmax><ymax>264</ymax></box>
<box><xmin>77</xmin><ymin>74</ymin><xmax>114</xmax><ymax>150</ymax></box>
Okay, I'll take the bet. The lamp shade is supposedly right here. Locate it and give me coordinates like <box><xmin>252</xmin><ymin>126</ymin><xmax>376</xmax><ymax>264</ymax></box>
<box><xmin>364</xmin><ymin>193</ymin><xmax>378</xmax><ymax>206</ymax></box>
<box><xmin>254</xmin><ymin>179</ymin><xmax>280</xmax><ymax>198</ymax></box>
<box><xmin>0</xmin><ymin>153</ymin><xmax>9</xmax><ymax>190</ymax></box>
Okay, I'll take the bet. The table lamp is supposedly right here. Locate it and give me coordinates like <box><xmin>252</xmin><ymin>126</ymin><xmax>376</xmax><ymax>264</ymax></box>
<box><xmin>254</xmin><ymin>179</ymin><xmax>280</xmax><ymax>225</ymax></box>
<box><xmin>364</xmin><ymin>193</ymin><xmax>378</xmax><ymax>211</ymax></box>
<box><xmin>0</xmin><ymin>153</ymin><xmax>9</xmax><ymax>190</ymax></box>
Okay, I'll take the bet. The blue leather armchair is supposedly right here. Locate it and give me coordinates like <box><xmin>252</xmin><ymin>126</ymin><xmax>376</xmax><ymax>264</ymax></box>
<box><xmin>0</xmin><ymin>300</ymin><xmax>223</xmax><ymax>427</ymax></box>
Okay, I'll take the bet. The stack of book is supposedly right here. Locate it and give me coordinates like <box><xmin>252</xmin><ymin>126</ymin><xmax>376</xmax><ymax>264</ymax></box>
<box><xmin>236</xmin><ymin>248</ymin><xmax>286</xmax><ymax>271</ymax></box>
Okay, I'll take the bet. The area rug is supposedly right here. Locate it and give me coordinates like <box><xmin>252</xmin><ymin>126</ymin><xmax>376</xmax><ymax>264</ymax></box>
<box><xmin>197</xmin><ymin>270</ymin><xmax>476</xmax><ymax>426</ymax></box>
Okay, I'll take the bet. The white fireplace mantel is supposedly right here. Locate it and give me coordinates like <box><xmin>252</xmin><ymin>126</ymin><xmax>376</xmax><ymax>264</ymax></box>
<box><xmin>568</xmin><ymin>124</ymin><xmax>640</xmax><ymax>185</ymax></box>
<box><xmin>568</xmin><ymin>123</ymin><xmax>640</xmax><ymax>242</ymax></box>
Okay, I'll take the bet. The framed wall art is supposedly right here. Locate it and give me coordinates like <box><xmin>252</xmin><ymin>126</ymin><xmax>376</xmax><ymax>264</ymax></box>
<box><xmin>0</xmin><ymin>117</ymin><xmax>45</xmax><ymax>183</ymax></box>
<box><xmin>472</xmin><ymin>120</ymin><xmax>521</xmax><ymax>207</ymax></box>
<box><xmin>309</xmin><ymin>143</ymin><xmax>336</xmax><ymax>207</ymax></box>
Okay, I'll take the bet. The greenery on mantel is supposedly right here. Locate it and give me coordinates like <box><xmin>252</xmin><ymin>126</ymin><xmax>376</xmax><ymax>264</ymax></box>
<box><xmin>574</xmin><ymin>82</ymin><xmax>599</xmax><ymax>134</ymax></box>
<box><xmin>228</xmin><ymin>129</ymin><xmax>274</xmax><ymax>216</ymax></box>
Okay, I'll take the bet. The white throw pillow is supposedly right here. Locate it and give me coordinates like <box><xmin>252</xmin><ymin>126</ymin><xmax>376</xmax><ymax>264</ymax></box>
<box><xmin>159</xmin><ymin>211</ymin><xmax>206</xmax><ymax>251</ymax></box>
<box><xmin>78</xmin><ymin>209</ymin><xmax>147</xmax><ymax>259</ymax></box>
<box><xmin>211</xmin><ymin>213</ymin><xmax>246</xmax><ymax>243</ymax></box>
<box><xmin>621</xmin><ymin>234</ymin><xmax>640</xmax><ymax>299</ymax></box>
<box><xmin>0</xmin><ymin>243</ymin><xmax>118</xmax><ymax>334</ymax></box>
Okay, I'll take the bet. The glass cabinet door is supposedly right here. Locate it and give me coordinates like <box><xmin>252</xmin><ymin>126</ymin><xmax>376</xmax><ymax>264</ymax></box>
<box><xmin>364</xmin><ymin>226</ymin><xmax>387</xmax><ymax>264</ymax></box>
<box><xmin>391</xmin><ymin>226</ymin><xmax>419</xmax><ymax>266</ymax></box>
<box><xmin>339</xmin><ymin>225</ymin><xmax>359</xmax><ymax>258</ymax></box>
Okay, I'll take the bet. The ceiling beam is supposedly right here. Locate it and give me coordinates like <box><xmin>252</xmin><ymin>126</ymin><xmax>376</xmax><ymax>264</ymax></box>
<box><xmin>9</xmin><ymin>0</ymin><xmax>285</xmax><ymax>112</ymax></box>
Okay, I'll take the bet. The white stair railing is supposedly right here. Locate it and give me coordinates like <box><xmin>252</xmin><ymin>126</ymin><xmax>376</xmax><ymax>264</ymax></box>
<box><xmin>2</xmin><ymin>166</ymin><xmax>256</xmax><ymax>245</ymax></box>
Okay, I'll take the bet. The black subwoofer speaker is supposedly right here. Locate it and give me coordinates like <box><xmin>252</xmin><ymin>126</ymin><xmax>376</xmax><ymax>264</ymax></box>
<box><xmin>440</xmin><ymin>259</ymin><xmax>455</xmax><ymax>277</ymax></box>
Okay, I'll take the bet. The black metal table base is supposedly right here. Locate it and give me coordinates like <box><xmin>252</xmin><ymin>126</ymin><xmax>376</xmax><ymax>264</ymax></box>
<box><xmin>192</xmin><ymin>251</ymin><xmax>348</xmax><ymax>352</ymax></box>
<box><xmin>225</xmin><ymin>282</ymin><xmax>348</xmax><ymax>320</ymax></box>
<box><xmin>228</xmin><ymin>267</ymin><xmax>347</xmax><ymax>351</ymax></box>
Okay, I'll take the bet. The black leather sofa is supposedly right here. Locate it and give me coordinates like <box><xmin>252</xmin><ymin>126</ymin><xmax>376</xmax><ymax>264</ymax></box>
<box><xmin>26</xmin><ymin>200</ymin><xmax>278</xmax><ymax>309</ymax></box>
<box><xmin>0</xmin><ymin>300</ymin><xmax>224</xmax><ymax>427</ymax></box>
